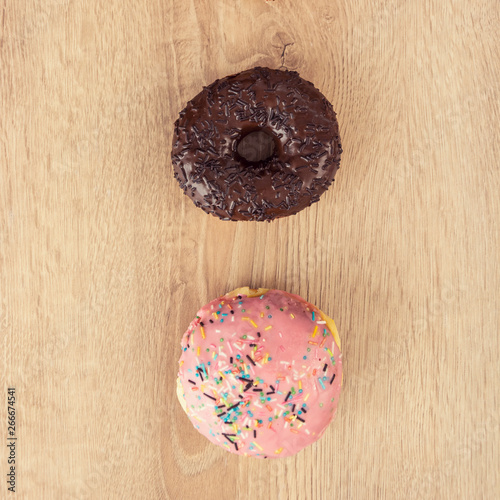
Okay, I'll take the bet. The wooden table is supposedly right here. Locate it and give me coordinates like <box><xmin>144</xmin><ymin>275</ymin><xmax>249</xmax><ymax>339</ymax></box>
<box><xmin>1</xmin><ymin>1</ymin><xmax>499</xmax><ymax>498</ymax></box>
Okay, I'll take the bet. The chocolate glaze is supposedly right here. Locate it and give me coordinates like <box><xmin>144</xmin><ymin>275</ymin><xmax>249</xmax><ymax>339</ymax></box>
<box><xmin>171</xmin><ymin>67</ymin><xmax>342</xmax><ymax>221</ymax></box>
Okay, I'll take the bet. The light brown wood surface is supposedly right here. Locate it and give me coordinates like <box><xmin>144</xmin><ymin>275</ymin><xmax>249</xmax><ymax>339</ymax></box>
<box><xmin>1</xmin><ymin>1</ymin><xmax>499</xmax><ymax>499</ymax></box>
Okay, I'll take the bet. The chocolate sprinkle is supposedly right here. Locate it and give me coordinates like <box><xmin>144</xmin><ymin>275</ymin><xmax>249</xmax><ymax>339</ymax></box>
<box><xmin>246</xmin><ymin>355</ymin><xmax>256</xmax><ymax>366</ymax></box>
<box><xmin>222</xmin><ymin>433</ymin><xmax>236</xmax><ymax>444</ymax></box>
<box><xmin>171</xmin><ymin>67</ymin><xmax>342</xmax><ymax>221</ymax></box>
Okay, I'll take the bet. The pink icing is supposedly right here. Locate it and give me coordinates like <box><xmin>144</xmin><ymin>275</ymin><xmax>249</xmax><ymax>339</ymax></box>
<box><xmin>177</xmin><ymin>289</ymin><xmax>343</xmax><ymax>458</ymax></box>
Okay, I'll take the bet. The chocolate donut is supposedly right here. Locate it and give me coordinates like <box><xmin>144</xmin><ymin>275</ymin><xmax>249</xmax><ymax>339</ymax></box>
<box><xmin>171</xmin><ymin>67</ymin><xmax>342</xmax><ymax>221</ymax></box>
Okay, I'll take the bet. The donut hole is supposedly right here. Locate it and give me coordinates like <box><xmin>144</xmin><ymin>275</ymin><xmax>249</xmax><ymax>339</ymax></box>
<box><xmin>236</xmin><ymin>130</ymin><xmax>275</xmax><ymax>163</ymax></box>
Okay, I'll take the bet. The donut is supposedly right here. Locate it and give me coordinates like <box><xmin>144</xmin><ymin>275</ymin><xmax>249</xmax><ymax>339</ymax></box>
<box><xmin>171</xmin><ymin>67</ymin><xmax>342</xmax><ymax>221</ymax></box>
<box><xmin>176</xmin><ymin>287</ymin><xmax>343</xmax><ymax>458</ymax></box>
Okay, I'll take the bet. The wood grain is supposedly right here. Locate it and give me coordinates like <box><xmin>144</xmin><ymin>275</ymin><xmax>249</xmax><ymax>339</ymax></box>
<box><xmin>1</xmin><ymin>0</ymin><xmax>499</xmax><ymax>498</ymax></box>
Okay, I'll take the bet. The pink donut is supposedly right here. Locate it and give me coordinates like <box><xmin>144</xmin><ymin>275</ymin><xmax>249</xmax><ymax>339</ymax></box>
<box><xmin>177</xmin><ymin>287</ymin><xmax>343</xmax><ymax>458</ymax></box>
